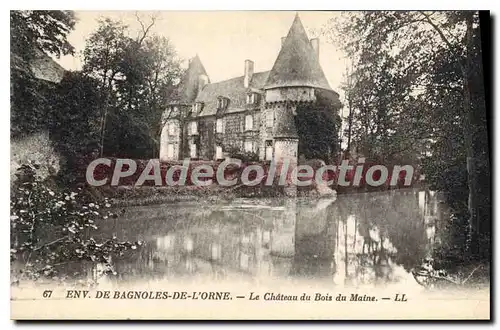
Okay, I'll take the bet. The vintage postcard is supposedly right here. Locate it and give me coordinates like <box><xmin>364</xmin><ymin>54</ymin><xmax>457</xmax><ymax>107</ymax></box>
<box><xmin>10</xmin><ymin>10</ymin><xmax>491</xmax><ymax>320</ymax></box>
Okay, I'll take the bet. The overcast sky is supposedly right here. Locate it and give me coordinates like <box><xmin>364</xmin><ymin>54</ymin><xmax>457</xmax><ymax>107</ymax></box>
<box><xmin>55</xmin><ymin>11</ymin><xmax>347</xmax><ymax>96</ymax></box>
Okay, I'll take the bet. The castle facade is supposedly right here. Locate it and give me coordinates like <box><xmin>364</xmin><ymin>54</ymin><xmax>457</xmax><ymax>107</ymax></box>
<box><xmin>160</xmin><ymin>14</ymin><xmax>341</xmax><ymax>164</ymax></box>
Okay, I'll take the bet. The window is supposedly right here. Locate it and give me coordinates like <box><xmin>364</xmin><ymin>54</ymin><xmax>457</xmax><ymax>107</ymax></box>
<box><xmin>246</xmin><ymin>93</ymin><xmax>257</xmax><ymax>104</ymax></box>
<box><xmin>216</xmin><ymin>146</ymin><xmax>223</xmax><ymax>160</ymax></box>
<box><xmin>190</xmin><ymin>121</ymin><xmax>198</xmax><ymax>135</ymax></box>
<box><xmin>244</xmin><ymin>141</ymin><xmax>253</xmax><ymax>153</ymax></box>
<box><xmin>245</xmin><ymin>114</ymin><xmax>253</xmax><ymax>131</ymax></box>
<box><xmin>217</xmin><ymin>97</ymin><xmax>228</xmax><ymax>110</ymax></box>
<box><xmin>190</xmin><ymin>143</ymin><xmax>197</xmax><ymax>158</ymax></box>
<box><xmin>265</xmin><ymin>140</ymin><xmax>273</xmax><ymax>160</ymax></box>
<box><xmin>194</xmin><ymin>102</ymin><xmax>203</xmax><ymax>113</ymax></box>
<box><xmin>167</xmin><ymin>144</ymin><xmax>174</xmax><ymax>158</ymax></box>
<box><xmin>168</xmin><ymin>122</ymin><xmax>176</xmax><ymax>135</ymax></box>
<box><xmin>266</xmin><ymin>110</ymin><xmax>273</xmax><ymax>127</ymax></box>
<box><xmin>216</xmin><ymin>118</ymin><xmax>223</xmax><ymax>133</ymax></box>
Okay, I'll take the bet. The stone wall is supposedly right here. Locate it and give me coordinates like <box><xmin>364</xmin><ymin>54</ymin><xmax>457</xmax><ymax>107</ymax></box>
<box><xmin>216</xmin><ymin>111</ymin><xmax>261</xmax><ymax>157</ymax></box>
<box><xmin>221</xmin><ymin>113</ymin><xmax>245</xmax><ymax>150</ymax></box>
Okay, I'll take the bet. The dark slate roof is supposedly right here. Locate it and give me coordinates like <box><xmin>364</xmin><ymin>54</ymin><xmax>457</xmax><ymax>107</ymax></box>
<box><xmin>195</xmin><ymin>71</ymin><xmax>269</xmax><ymax>117</ymax></box>
<box><xmin>171</xmin><ymin>55</ymin><xmax>209</xmax><ymax>104</ymax></box>
<box><xmin>264</xmin><ymin>14</ymin><xmax>331</xmax><ymax>91</ymax></box>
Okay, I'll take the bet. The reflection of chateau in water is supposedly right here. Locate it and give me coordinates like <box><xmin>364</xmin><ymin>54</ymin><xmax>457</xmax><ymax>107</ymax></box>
<box><xmin>101</xmin><ymin>188</ymin><xmax>448</xmax><ymax>287</ymax></box>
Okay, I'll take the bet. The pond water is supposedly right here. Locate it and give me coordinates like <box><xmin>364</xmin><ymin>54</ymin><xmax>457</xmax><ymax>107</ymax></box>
<box><xmin>91</xmin><ymin>188</ymin><xmax>448</xmax><ymax>289</ymax></box>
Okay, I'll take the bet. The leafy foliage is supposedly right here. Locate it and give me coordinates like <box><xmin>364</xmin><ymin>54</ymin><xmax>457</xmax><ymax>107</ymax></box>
<box><xmin>295</xmin><ymin>102</ymin><xmax>342</xmax><ymax>162</ymax></box>
<box><xmin>47</xmin><ymin>72</ymin><xmax>103</xmax><ymax>183</ymax></box>
<box><xmin>226</xmin><ymin>146</ymin><xmax>260</xmax><ymax>163</ymax></box>
<box><xmin>10</xmin><ymin>161</ymin><xmax>142</xmax><ymax>284</ymax></box>
<box><xmin>10</xmin><ymin>10</ymin><xmax>75</xmax><ymax>137</ymax></box>
<box><xmin>11</xmin><ymin>10</ymin><xmax>75</xmax><ymax>62</ymax></box>
<box><xmin>12</xmin><ymin>12</ymin><xmax>185</xmax><ymax>181</ymax></box>
<box><xmin>82</xmin><ymin>18</ymin><xmax>184</xmax><ymax>159</ymax></box>
<box><xmin>10</xmin><ymin>70</ymin><xmax>55</xmax><ymax>137</ymax></box>
<box><xmin>328</xmin><ymin>11</ymin><xmax>490</xmax><ymax>261</ymax></box>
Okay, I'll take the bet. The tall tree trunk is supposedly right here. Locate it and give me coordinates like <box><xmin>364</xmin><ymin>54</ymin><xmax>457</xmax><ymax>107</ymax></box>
<box><xmin>465</xmin><ymin>12</ymin><xmax>490</xmax><ymax>259</ymax></box>
<box><xmin>99</xmin><ymin>75</ymin><xmax>108</xmax><ymax>158</ymax></box>
<box><xmin>463</xmin><ymin>12</ymin><xmax>479</xmax><ymax>257</ymax></box>
<box><xmin>420</xmin><ymin>10</ymin><xmax>487</xmax><ymax>260</ymax></box>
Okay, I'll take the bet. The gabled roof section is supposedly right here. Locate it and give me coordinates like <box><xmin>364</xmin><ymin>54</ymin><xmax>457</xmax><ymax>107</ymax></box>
<box><xmin>195</xmin><ymin>71</ymin><xmax>269</xmax><ymax>117</ymax></box>
<box><xmin>171</xmin><ymin>54</ymin><xmax>209</xmax><ymax>104</ymax></box>
<box><xmin>264</xmin><ymin>14</ymin><xmax>331</xmax><ymax>91</ymax></box>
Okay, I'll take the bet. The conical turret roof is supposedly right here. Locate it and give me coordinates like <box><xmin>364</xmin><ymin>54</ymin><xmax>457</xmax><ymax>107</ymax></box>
<box><xmin>172</xmin><ymin>54</ymin><xmax>209</xmax><ymax>103</ymax></box>
<box><xmin>264</xmin><ymin>14</ymin><xmax>331</xmax><ymax>90</ymax></box>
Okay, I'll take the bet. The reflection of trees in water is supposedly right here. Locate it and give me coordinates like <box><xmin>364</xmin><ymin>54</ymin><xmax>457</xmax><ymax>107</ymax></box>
<box><xmin>107</xmin><ymin>202</ymin><xmax>293</xmax><ymax>284</ymax></box>
<box><xmin>96</xmin><ymin>190</ymin><xmax>443</xmax><ymax>286</ymax></box>
<box><xmin>326</xmin><ymin>189</ymin><xmax>432</xmax><ymax>286</ymax></box>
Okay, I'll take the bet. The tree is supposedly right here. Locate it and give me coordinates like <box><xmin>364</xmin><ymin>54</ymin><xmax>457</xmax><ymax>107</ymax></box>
<box><xmin>11</xmin><ymin>10</ymin><xmax>75</xmax><ymax>63</ymax></box>
<box><xmin>82</xmin><ymin>16</ymin><xmax>183</xmax><ymax>159</ymax></box>
<box><xmin>82</xmin><ymin>18</ymin><xmax>129</xmax><ymax>157</ymax></box>
<box><xmin>327</xmin><ymin>11</ymin><xmax>490</xmax><ymax>261</ymax></box>
<box><xmin>114</xmin><ymin>35</ymin><xmax>183</xmax><ymax>158</ymax></box>
<box><xmin>10</xmin><ymin>12</ymin><xmax>142</xmax><ymax>284</ymax></box>
<box><xmin>48</xmin><ymin>72</ymin><xmax>104</xmax><ymax>183</ymax></box>
<box><xmin>10</xmin><ymin>10</ymin><xmax>76</xmax><ymax>137</ymax></box>
<box><xmin>295</xmin><ymin>98</ymin><xmax>342</xmax><ymax>162</ymax></box>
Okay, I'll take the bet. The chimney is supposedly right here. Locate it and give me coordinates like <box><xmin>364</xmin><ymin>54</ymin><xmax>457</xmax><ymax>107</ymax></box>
<box><xmin>243</xmin><ymin>59</ymin><xmax>254</xmax><ymax>88</ymax></box>
<box><xmin>310</xmin><ymin>38</ymin><xmax>319</xmax><ymax>59</ymax></box>
<box><xmin>281</xmin><ymin>37</ymin><xmax>287</xmax><ymax>47</ymax></box>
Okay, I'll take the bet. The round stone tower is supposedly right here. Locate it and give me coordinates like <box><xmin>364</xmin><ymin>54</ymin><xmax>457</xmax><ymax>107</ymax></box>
<box><xmin>263</xmin><ymin>13</ymin><xmax>334</xmax><ymax>166</ymax></box>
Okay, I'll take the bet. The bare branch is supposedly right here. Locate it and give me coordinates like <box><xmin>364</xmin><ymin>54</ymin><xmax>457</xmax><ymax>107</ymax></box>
<box><xmin>33</xmin><ymin>235</ymin><xmax>70</xmax><ymax>251</ymax></box>
<box><xmin>462</xmin><ymin>264</ymin><xmax>483</xmax><ymax>285</ymax></box>
<box><xmin>419</xmin><ymin>11</ymin><xmax>465</xmax><ymax>73</ymax></box>
<box><xmin>135</xmin><ymin>11</ymin><xmax>157</xmax><ymax>45</ymax></box>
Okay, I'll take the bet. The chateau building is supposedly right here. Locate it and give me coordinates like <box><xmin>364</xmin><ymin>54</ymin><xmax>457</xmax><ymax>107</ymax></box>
<box><xmin>160</xmin><ymin>14</ymin><xmax>341</xmax><ymax>164</ymax></box>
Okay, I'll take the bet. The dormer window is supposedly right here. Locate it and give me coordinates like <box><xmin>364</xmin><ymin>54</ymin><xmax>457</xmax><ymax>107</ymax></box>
<box><xmin>193</xmin><ymin>102</ymin><xmax>203</xmax><ymax>113</ymax></box>
<box><xmin>246</xmin><ymin>93</ymin><xmax>257</xmax><ymax>104</ymax></box>
<box><xmin>217</xmin><ymin>97</ymin><xmax>228</xmax><ymax>110</ymax></box>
